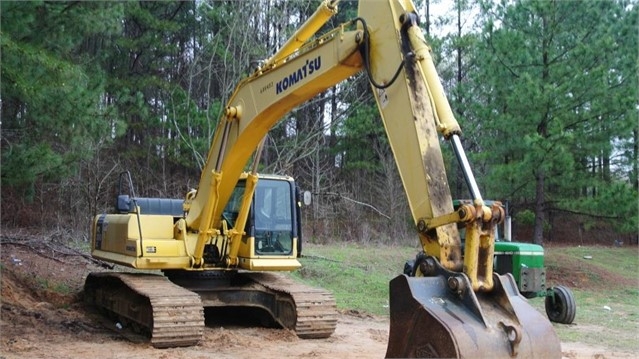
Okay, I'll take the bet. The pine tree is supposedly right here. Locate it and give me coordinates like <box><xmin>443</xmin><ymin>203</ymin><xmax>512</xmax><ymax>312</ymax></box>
<box><xmin>470</xmin><ymin>0</ymin><xmax>638</xmax><ymax>243</ymax></box>
<box><xmin>1</xmin><ymin>1</ymin><xmax>123</xmax><ymax>199</ymax></box>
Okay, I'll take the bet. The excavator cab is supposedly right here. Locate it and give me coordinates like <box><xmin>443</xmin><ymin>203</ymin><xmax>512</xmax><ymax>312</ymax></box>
<box><xmin>220</xmin><ymin>177</ymin><xmax>298</xmax><ymax>258</ymax></box>
<box><xmin>92</xmin><ymin>172</ymin><xmax>302</xmax><ymax>271</ymax></box>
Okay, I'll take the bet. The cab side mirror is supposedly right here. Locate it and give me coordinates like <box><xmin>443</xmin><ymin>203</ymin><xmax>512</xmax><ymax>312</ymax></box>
<box><xmin>303</xmin><ymin>191</ymin><xmax>312</xmax><ymax>206</ymax></box>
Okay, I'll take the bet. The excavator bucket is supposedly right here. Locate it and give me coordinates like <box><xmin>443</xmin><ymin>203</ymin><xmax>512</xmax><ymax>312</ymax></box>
<box><xmin>386</xmin><ymin>261</ymin><xmax>561</xmax><ymax>358</ymax></box>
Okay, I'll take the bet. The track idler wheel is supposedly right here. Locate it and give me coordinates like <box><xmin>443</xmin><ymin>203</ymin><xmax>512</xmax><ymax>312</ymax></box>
<box><xmin>545</xmin><ymin>285</ymin><xmax>576</xmax><ymax>324</ymax></box>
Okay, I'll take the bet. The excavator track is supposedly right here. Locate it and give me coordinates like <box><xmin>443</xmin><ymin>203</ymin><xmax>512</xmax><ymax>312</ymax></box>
<box><xmin>84</xmin><ymin>271</ymin><xmax>336</xmax><ymax>348</ymax></box>
<box><xmin>246</xmin><ymin>272</ymin><xmax>337</xmax><ymax>338</ymax></box>
<box><xmin>167</xmin><ymin>271</ymin><xmax>338</xmax><ymax>339</ymax></box>
<box><xmin>84</xmin><ymin>272</ymin><xmax>204</xmax><ymax>348</ymax></box>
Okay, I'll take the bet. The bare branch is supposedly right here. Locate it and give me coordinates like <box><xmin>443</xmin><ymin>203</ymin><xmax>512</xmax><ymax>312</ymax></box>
<box><xmin>322</xmin><ymin>192</ymin><xmax>391</xmax><ymax>220</ymax></box>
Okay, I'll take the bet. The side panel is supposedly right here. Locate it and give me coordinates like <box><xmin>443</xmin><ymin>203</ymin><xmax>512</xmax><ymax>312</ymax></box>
<box><xmin>494</xmin><ymin>241</ymin><xmax>546</xmax><ymax>292</ymax></box>
<box><xmin>92</xmin><ymin>214</ymin><xmax>191</xmax><ymax>269</ymax></box>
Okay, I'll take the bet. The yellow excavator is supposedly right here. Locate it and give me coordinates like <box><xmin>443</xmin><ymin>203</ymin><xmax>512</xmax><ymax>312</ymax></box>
<box><xmin>84</xmin><ymin>0</ymin><xmax>562</xmax><ymax>357</ymax></box>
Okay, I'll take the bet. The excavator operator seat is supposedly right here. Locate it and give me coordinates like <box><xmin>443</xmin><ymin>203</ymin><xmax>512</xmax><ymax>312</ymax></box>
<box><xmin>116</xmin><ymin>194</ymin><xmax>184</xmax><ymax>217</ymax></box>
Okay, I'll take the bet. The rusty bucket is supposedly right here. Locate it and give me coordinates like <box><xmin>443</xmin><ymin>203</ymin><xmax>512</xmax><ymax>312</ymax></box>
<box><xmin>386</xmin><ymin>259</ymin><xmax>561</xmax><ymax>358</ymax></box>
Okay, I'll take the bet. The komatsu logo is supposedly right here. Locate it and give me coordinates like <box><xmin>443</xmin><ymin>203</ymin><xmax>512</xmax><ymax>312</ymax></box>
<box><xmin>276</xmin><ymin>56</ymin><xmax>322</xmax><ymax>95</ymax></box>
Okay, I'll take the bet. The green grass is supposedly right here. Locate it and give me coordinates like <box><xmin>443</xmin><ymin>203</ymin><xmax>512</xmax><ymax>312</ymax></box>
<box><xmin>291</xmin><ymin>242</ymin><xmax>639</xmax><ymax>351</ymax></box>
<box><xmin>67</xmin><ymin>239</ymin><xmax>92</xmax><ymax>253</ymax></box>
<box><xmin>541</xmin><ymin>245</ymin><xmax>639</xmax><ymax>350</ymax></box>
<box><xmin>546</xmin><ymin>245</ymin><xmax>638</xmax><ymax>282</ymax></box>
<box><xmin>291</xmin><ymin>243</ymin><xmax>418</xmax><ymax>315</ymax></box>
<box><xmin>33</xmin><ymin>277</ymin><xmax>74</xmax><ymax>295</ymax></box>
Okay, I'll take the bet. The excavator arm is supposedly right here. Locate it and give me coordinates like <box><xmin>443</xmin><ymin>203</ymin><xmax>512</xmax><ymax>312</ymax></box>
<box><xmin>356</xmin><ymin>2</ymin><xmax>560</xmax><ymax>357</ymax></box>
<box><xmin>361</xmin><ymin>2</ymin><xmax>504</xmax><ymax>293</ymax></box>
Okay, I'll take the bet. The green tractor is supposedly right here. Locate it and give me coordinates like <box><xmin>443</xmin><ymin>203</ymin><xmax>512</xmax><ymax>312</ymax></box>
<box><xmin>492</xmin><ymin>240</ymin><xmax>576</xmax><ymax>324</ymax></box>
<box><xmin>404</xmin><ymin>200</ymin><xmax>576</xmax><ymax>324</ymax></box>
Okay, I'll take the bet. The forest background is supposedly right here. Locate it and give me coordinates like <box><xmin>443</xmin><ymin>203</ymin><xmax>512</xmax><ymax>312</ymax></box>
<box><xmin>1</xmin><ymin>0</ymin><xmax>637</xmax><ymax>246</ymax></box>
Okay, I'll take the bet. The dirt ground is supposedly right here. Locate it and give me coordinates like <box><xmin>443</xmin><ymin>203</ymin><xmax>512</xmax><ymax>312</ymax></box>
<box><xmin>0</xmin><ymin>237</ymin><xmax>635</xmax><ymax>359</ymax></box>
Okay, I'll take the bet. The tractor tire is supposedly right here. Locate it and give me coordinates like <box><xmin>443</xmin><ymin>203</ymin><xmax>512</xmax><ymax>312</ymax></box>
<box><xmin>545</xmin><ymin>285</ymin><xmax>576</xmax><ymax>324</ymax></box>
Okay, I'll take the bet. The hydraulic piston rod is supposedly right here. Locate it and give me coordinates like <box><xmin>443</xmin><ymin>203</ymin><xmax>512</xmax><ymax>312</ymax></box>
<box><xmin>451</xmin><ymin>134</ymin><xmax>483</xmax><ymax>202</ymax></box>
<box><xmin>262</xmin><ymin>0</ymin><xmax>339</xmax><ymax>69</ymax></box>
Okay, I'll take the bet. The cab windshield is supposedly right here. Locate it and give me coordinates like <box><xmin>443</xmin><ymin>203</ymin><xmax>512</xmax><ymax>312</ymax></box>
<box><xmin>253</xmin><ymin>180</ymin><xmax>293</xmax><ymax>255</ymax></box>
<box><xmin>221</xmin><ymin>179</ymin><xmax>294</xmax><ymax>256</ymax></box>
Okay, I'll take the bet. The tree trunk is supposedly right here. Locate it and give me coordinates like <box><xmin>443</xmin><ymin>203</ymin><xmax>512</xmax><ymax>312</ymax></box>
<box><xmin>633</xmin><ymin>127</ymin><xmax>638</xmax><ymax>191</ymax></box>
<box><xmin>424</xmin><ymin>0</ymin><xmax>430</xmax><ymax>36</ymax></box>
<box><xmin>532</xmin><ymin>169</ymin><xmax>545</xmax><ymax>244</ymax></box>
<box><xmin>532</xmin><ymin>12</ymin><xmax>551</xmax><ymax>246</ymax></box>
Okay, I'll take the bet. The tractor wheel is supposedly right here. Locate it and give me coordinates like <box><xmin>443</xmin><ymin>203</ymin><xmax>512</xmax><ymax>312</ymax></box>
<box><xmin>545</xmin><ymin>285</ymin><xmax>576</xmax><ymax>324</ymax></box>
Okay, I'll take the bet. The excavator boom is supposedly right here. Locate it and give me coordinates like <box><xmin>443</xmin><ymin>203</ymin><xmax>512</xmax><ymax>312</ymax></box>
<box><xmin>354</xmin><ymin>1</ymin><xmax>560</xmax><ymax>357</ymax></box>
